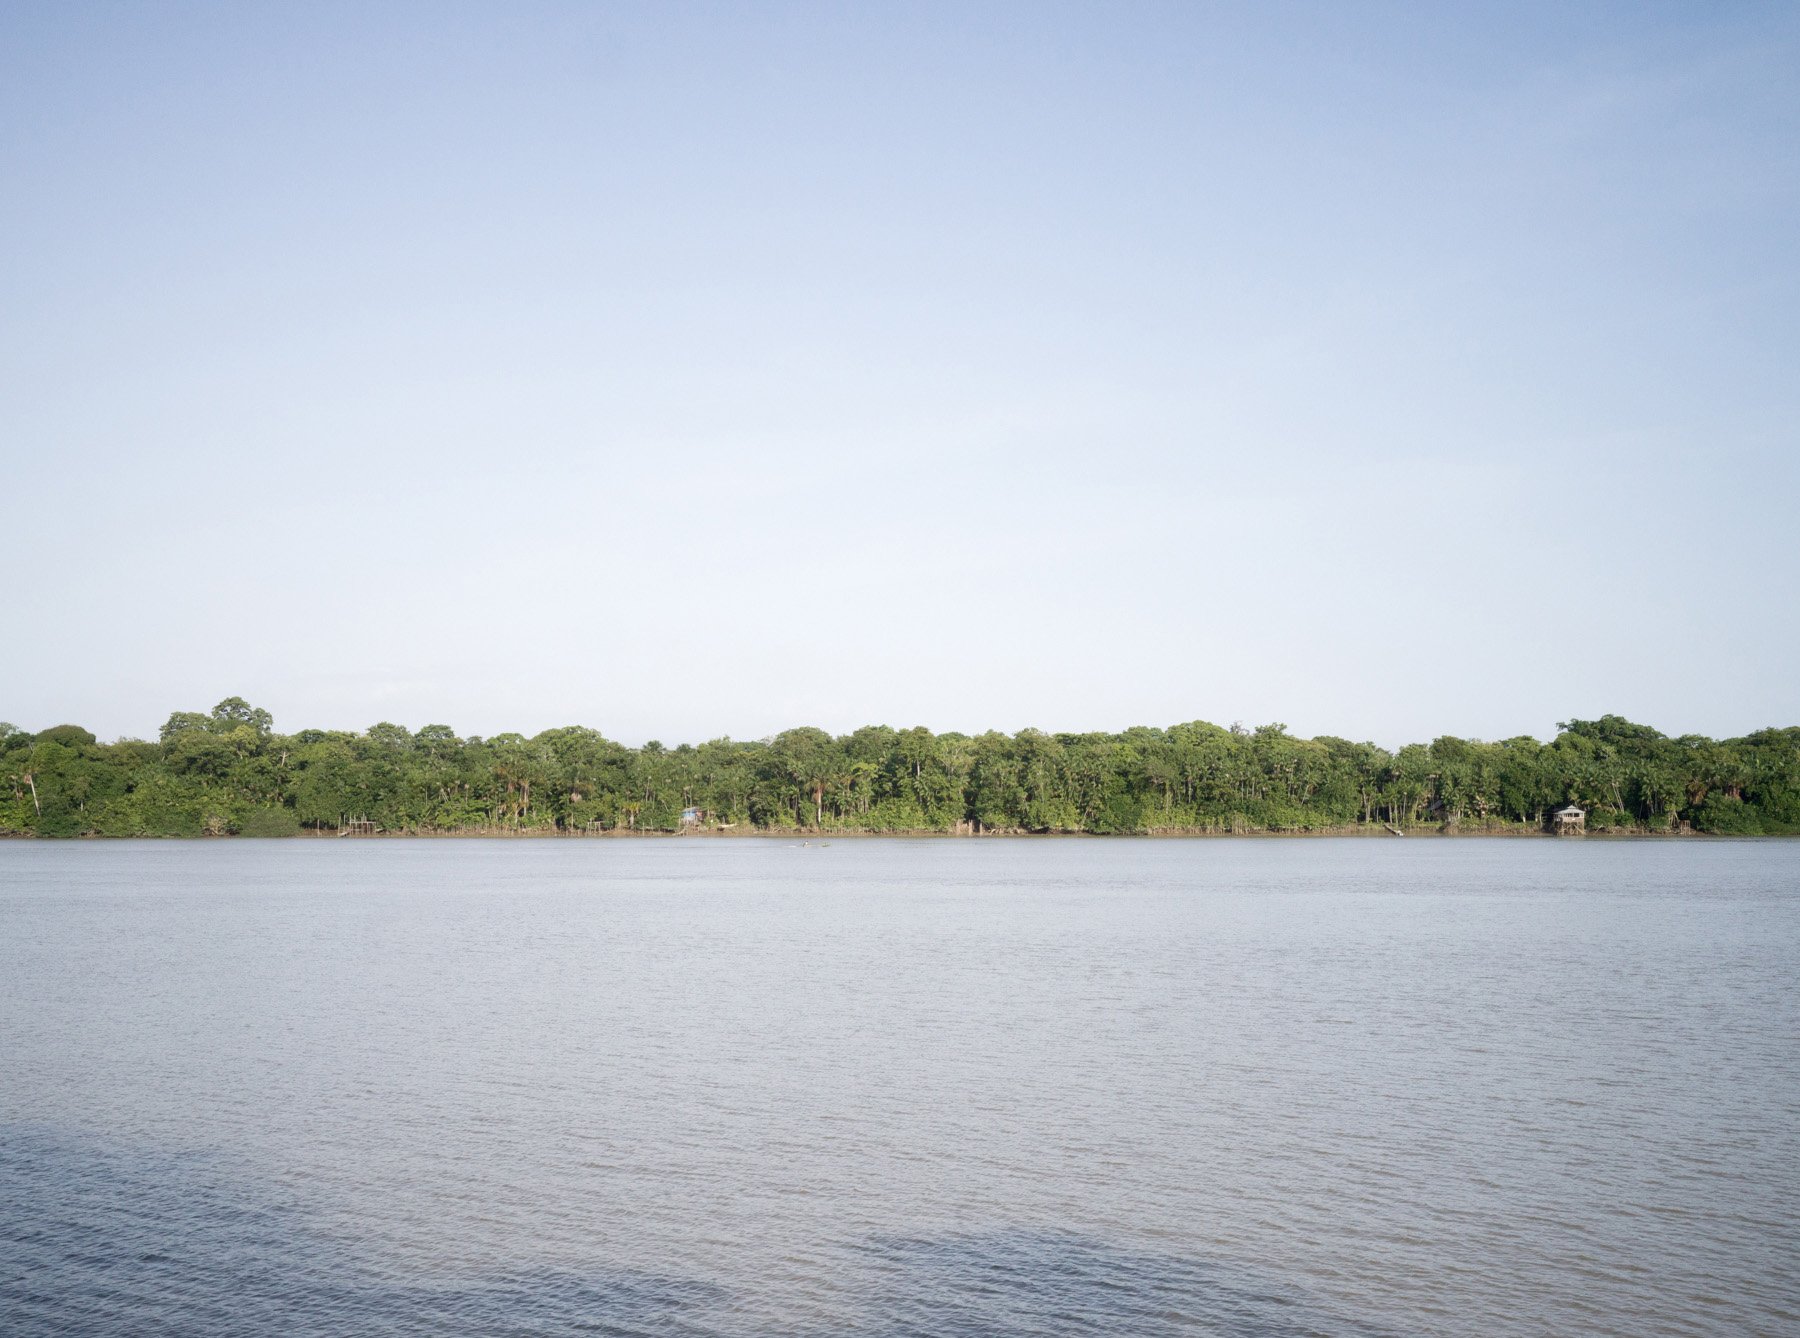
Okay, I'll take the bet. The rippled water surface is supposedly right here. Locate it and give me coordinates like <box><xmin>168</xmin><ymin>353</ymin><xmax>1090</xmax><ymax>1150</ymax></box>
<box><xmin>2</xmin><ymin>838</ymin><xmax>1796</xmax><ymax>1336</ymax></box>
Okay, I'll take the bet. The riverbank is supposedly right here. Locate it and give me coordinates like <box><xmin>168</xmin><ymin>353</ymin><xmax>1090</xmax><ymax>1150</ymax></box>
<box><xmin>7</xmin><ymin>824</ymin><xmax>1732</xmax><ymax>840</ymax></box>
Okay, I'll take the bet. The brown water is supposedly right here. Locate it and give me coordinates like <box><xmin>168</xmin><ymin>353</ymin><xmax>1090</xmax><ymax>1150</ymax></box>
<box><xmin>2</xmin><ymin>838</ymin><xmax>1796</xmax><ymax>1335</ymax></box>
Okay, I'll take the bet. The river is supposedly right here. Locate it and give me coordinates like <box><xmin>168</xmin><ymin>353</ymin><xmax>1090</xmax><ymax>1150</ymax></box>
<box><xmin>2</xmin><ymin>838</ymin><xmax>1795</xmax><ymax>1335</ymax></box>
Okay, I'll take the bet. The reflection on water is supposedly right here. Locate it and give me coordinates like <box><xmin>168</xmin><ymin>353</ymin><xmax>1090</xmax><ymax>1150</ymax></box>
<box><xmin>843</xmin><ymin>1232</ymin><xmax>1384</xmax><ymax>1338</ymax></box>
<box><xmin>2</xmin><ymin>1127</ymin><xmax>1371</xmax><ymax>1336</ymax></box>
<box><xmin>3</xmin><ymin>1126</ymin><xmax>727</xmax><ymax>1336</ymax></box>
<box><xmin>1</xmin><ymin>838</ymin><xmax>1796</xmax><ymax>1335</ymax></box>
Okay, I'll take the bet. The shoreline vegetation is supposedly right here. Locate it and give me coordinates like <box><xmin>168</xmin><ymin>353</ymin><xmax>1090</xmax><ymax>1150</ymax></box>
<box><xmin>40</xmin><ymin>825</ymin><xmax>1760</xmax><ymax>840</ymax></box>
<box><xmin>4</xmin><ymin>700</ymin><xmax>1797</xmax><ymax>839</ymax></box>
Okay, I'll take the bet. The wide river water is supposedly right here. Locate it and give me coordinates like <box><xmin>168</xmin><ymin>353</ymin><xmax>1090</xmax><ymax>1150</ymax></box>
<box><xmin>1</xmin><ymin>838</ymin><xmax>1796</xmax><ymax>1336</ymax></box>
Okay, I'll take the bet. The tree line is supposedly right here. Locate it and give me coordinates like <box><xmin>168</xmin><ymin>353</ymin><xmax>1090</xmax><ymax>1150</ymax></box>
<box><xmin>2</xmin><ymin>700</ymin><xmax>1796</xmax><ymax>838</ymax></box>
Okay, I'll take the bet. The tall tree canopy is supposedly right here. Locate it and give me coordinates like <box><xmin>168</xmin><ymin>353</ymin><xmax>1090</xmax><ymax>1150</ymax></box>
<box><xmin>3</xmin><ymin>702</ymin><xmax>1796</xmax><ymax>837</ymax></box>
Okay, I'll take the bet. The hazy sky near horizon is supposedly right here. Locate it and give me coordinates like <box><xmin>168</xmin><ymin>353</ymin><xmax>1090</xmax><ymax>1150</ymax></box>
<box><xmin>4</xmin><ymin>2</ymin><xmax>1797</xmax><ymax>747</ymax></box>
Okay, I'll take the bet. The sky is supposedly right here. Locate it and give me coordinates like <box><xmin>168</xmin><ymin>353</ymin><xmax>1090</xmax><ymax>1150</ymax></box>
<box><xmin>3</xmin><ymin>1</ymin><xmax>1797</xmax><ymax>748</ymax></box>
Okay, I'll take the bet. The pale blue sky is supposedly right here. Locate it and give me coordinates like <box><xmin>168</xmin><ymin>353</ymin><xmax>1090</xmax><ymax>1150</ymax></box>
<box><xmin>4</xmin><ymin>2</ymin><xmax>1796</xmax><ymax>746</ymax></box>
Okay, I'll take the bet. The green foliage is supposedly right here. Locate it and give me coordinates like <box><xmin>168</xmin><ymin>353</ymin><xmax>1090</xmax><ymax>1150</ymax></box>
<box><xmin>238</xmin><ymin>806</ymin><xmax>302</xmax><ymax>838</ymax></box>
<box><xmin>35</xmin><ymin>724</ymin><xmax>98</xmax><ymax>747</ymax></box>
<box><xmin>5</xmin><ymin>699</ymin><xmax>1798</xmax><ymax>838</ymax></box>
<box><xmin>1691</xmin><ymin>793</ymin><xmax>1764</xmax><ymax>835</ymax></box>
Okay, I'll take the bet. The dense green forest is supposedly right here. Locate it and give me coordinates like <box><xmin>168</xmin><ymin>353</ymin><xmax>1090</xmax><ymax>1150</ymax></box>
<box><xmin>3</xmin><ymin>700</ymin><xmax>1797</xmax><ymax>838</ymax></box>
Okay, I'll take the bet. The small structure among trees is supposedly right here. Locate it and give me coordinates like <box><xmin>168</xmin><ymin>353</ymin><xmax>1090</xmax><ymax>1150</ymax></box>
<box><xmin>339</xmin><ymin>816</ymin><xmax>377</xmax><ymax>837</ymax></box>
<box><xmin>1551</xmin><ymin>804</ymin><xmax>1586</xmax><ymax>835</ymax></box>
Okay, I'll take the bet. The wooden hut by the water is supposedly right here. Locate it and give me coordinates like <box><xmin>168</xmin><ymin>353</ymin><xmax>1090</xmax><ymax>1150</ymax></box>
<box><xmin>1551</xmin><ymin>804</ymin><xmax>1586</xmax><ymax>835</ymax></box>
